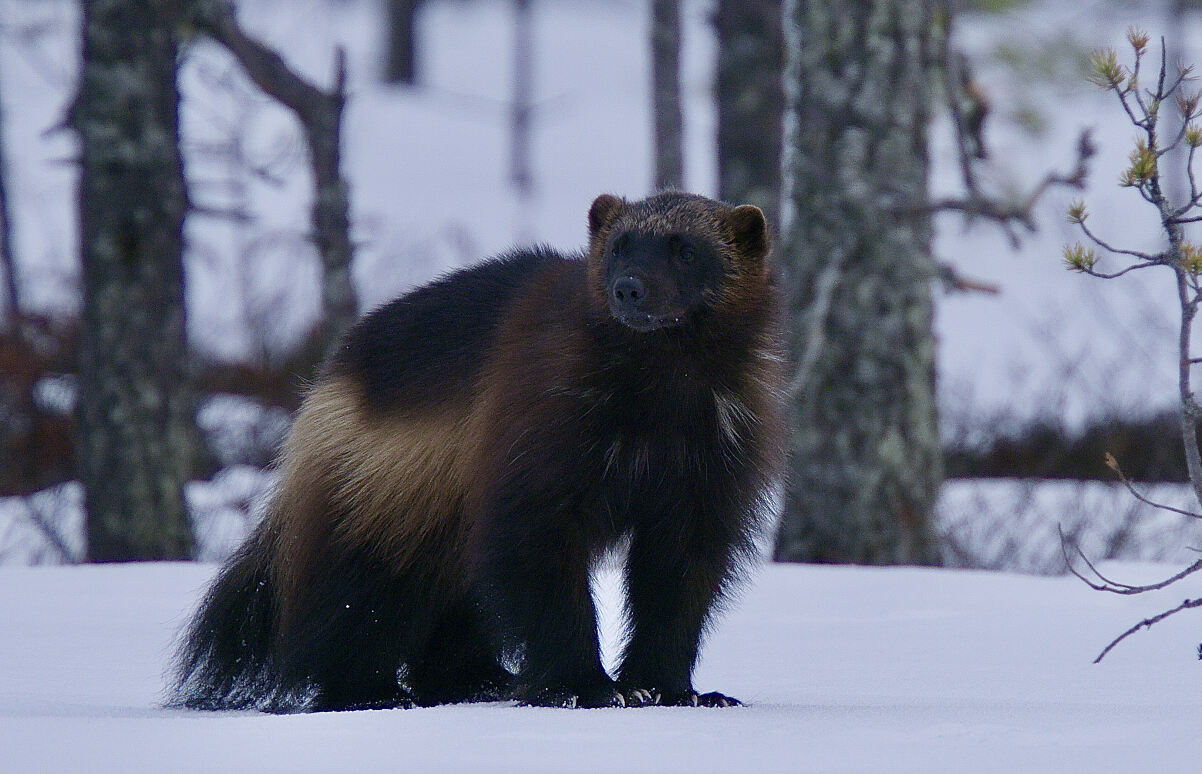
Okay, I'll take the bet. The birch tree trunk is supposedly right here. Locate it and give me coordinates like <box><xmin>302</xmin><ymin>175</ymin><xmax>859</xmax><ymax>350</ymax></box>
<box><xmin>650</xmin><ymin>0</ymin><xmax>684</xmax><ymax>190</ymax></box>
<box><xmin>715</xmin><ymin>0</ymin><xmax>783</xmax><ymax>228</ymax></box>
<box><xmin>73</xmin><ymin>0</ymin><xmax>197</xmax><ymax>561</ymax></box>
<box><xmin>775</xmin><ymin>0</ymin><xmax>942</xmax><ymax>565</ymax></box>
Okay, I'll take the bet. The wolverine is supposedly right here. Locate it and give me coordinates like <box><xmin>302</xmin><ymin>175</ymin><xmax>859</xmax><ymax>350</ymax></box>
<box><xmin>171</xmin><ymin>191</ymin><xmax>785</xmax><ymax>712</ymax></box>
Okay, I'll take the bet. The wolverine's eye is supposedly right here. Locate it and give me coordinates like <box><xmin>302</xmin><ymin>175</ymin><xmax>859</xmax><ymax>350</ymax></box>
<box><xmin>612</xmin><ymin>233</ymin><xmax>630</xmax><ymax>256</ymax></box>
<box><xmin>672</xmin><ymin>236</ymin><xmax>694</xmax><ymax>264</ymax></box>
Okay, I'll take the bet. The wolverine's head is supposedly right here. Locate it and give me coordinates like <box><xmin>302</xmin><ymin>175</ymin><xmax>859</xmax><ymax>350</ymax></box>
<box><xmin>586</xmin><ymin>192</ymin><xmax>770</xmax><ymax>332</ymax></box>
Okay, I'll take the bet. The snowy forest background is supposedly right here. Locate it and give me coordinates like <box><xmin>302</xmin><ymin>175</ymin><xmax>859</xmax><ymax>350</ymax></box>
<box><xmin>2</xmin><ymin>0</ymin><xmax>1200</xmax><ymax>570</ymax></box>
<box><xmin>3</xmin><ymin>1</ymin><xmax>1202</xmax><ymax>771</ymax></box>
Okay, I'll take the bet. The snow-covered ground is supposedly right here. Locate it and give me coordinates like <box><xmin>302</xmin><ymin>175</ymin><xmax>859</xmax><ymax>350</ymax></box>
<box><xmin>1</xmin><ymin>559</ymin><xmax>1198</xmax><ymax>773</ymax></box>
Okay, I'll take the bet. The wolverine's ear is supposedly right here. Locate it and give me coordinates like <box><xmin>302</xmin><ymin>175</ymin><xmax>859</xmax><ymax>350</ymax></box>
<box><xmin>729</xmin><ymin>205</ymin><xmax>770</xmax><ymax>261</ymax></box>
<box><xmin>588</xmin><ymin>194</ymin><xmax>626</xmax><ymax>238</ymax></box>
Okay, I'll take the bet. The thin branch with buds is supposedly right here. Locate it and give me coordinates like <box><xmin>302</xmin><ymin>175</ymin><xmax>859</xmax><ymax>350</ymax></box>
<box><xmin>1063</xmin><ymin>28</ymin><xmax>1202</xmax><ymax>661</ymax></box>
<box><xmin>1102</xmin><ymin>452</ymin><xmax>1202</xmax><ymax>519</ymax></box>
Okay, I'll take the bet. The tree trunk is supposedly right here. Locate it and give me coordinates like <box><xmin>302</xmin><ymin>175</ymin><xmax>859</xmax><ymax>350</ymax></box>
<box><xmin>714</xmin><ymin>0</ymin><xmax>783</xmax><ymax>229</ymax></box>
<box><xmin>383</xmin><ymin>0</ymin><xmax>421</xmax><ymax>86</ymax></box>
<box><xmin>510</xmin><ymin>0</ymin><xmax>534</xmax><ymax>241</ymax></box>
<box><xmin>650</xmin><ymin>0</ymin><xmax>684</xmax><ymax>190</ymax></box>
<box><xmin>774</xmin><ymin>0</ymin><xmax>942</xmax><ymax>565</ymax></box>
<box><xmin>309</xmin><ymin>50</ymin><xmax>358</xmax><ymax>348</ymax></box>
<box><xmin>0</xmin><ymin>49</ymin><xmax>19</xmax><ymax>334</ymax></box>
<box><xmin>73</xmin><ymin>0</ymin><xmax>197</xmax><ymax>561</ymax></box>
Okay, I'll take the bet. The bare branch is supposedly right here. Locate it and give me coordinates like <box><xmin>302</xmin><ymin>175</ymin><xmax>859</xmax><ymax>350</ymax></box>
<box><xmin>1078</xmin><ymin>262</ymin><xmax>1161</xmax><ymax>280</ymax></box>
<box><xmin>189</xmin><ymin>203</ymin><xmax>255</xmax><ymax>222</ymax></box>
<box><xmin>921</xmin><ymin>129</ymin><xmax>1093</xmax><ymax>233</ymax></box>
<box><xmin>938</xmin><ymin>263</ymin><xmax>1000</xmax><ymax>295</ymax></box>
<box><xmin>1077</xmin><ymin>218</ymin><xmax>1163</xmax><ymax>262</ymax></box>
<box><xmin>1158</xmin><ymin>117</ymin><xmax>1191</xmax><ymax>158</ymax></box>
<box><xmin>1062</xmin><ymin>527</ymin><xmax>1202</xmax><ymax>594</ymax></box>
<box><xmin>1184</xmin><ymin>142</ymin><xmax>1199</xmax><ymax>208</ymax></box>
<box><xmin>1094</xmin><ymin>597</ymin><xmax>1202</xmax><ymax>663</ymax></box>
<box><xmin>1130</xmin><ymin>43</ymin><xmax>1150</xmax><ymax>116</ymax></box>
<box><xmin>938</xmin><ymin>4</ymin><xmax>984</xmax><ymax>199</ymax></box>
<box><xmin>913</xmin><ymin>7</ymin><xmax>1092</xmax><ymax>241</ymax></box>
<box><xmin>1114</xmin><ymin>86</ymin><xmax>1144</xmax><ymax>129</ymax></box>
<box><xmin>19</xmin><ymin>495</ymin><xmax>78</xmax><ymax>564</ymax></box>
<box><xmin>1103</xmin><ymin>452</ymin><xmax>1202</xmax><ymax>518</ymax></box>
<box><xmin>1155</xmin><ymin>36</ymin><xmax>1169</xmax><ymax>98</ymax></box>
<box><xmin>191</xmin><ymin>2</ymin><xmax>329</xmax><ymax>124</ymax></box>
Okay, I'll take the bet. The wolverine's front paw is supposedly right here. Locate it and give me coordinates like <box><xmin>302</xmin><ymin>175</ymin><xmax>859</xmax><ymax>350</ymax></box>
<box><xmin>657</xmin><ymin>690</ymin><xmax>742</xmax><ymax>707</ymax></box>
<box><xmin>517</xmin><ymin>682</ymin><xmax>627</xmax><ymax>709</ymax></box>
<box><xmin>615</xmin><ymin>686</ymin><xmax>658</xmax><ymax>707</ymax></box>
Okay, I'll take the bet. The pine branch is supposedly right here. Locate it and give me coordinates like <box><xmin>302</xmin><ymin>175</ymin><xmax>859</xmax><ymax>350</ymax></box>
<box><xmin>1065</xmin><ymin>30</ymin><xmax>1202</xmax><ymax>662</ymax></box>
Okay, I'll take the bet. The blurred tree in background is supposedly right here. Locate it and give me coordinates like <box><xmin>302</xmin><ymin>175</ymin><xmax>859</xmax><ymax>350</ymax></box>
<box><xmin>384</xmin><ymin>0</ymin><xmax>423</xmax><ymax>86</ymax></box>
<box><xmin>72</xmin><ymin>0</ymin><xmax>198</xmax><ymax>561</ymax></box>
<box><xmin>3</xmin><ymin>0</ymin><xmax>1189</xmax><ymax>567</ymax></box>
<box><xmin>775</xmin><ymin>0</ymin><xmax>943</xmax><ymax>565</ymax></box>
<box><xmin>651</xmin><ymin>0</ymin><xmax>684</xmax><ymax>190</ymax></box>
<box><xmin>715</xmin><ymin>0</ymin><xmax>783</xmax><ymax>231</ymax></box>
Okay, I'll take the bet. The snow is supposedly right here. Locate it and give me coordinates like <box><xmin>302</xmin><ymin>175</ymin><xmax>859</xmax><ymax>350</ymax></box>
<box><xmin>1</xmin><ymin>560</ymin><xmax>1199</xmax><ymax>772</ymax></box>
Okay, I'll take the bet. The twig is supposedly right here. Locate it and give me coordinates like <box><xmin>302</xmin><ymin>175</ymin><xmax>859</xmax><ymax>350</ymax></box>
<box><xmin>938</xmin><ymin>263</ymin><xmax>1000</xmax><ymax>295</ymax></box>
<box><xmin>1061</xmin><ymin>526</ymin><xmax>1202</xmax><ymax>593</ymax></box>
<box><xmin>190</xmin><ymin>203</ymin><xmax>255</xmax><ymax>222</ymax></box>
<box><xmin>1094</xmin><ymin>597</ymin><xmax>1202</xmax><ymax>663</ymax></box>
<box><xmin>918</xmin><ymin>130</ymin><xmax>1094</xmax><ymax>240</ymax></box>
<box><xmin>938</xmin><ymin>0</ymin><xmax>984</xmax><ymax>199</ymax></box>
<box><xmin>1077</xmin><ymin>219</ymin><xmax>1162</xmax><ymax>263</ymax></box>
<box><xmin>1103</xmin><ymin>452</ymin><xmax>1202</xmax><ymax>519</ymax></box>
<box><xmin>901</xmin><ymin>3</ymin><xmax>1092</xmax><ymax>246</ymax></box>
<box><xmin>20</xmin><ymin>495</ymin><xmax>78</xmax><ymax>563</ymax></box>
<box><xmin>1078</xmin><ymin>262</ymin><xmax>1161</xmax><ymax>280</ymax></box>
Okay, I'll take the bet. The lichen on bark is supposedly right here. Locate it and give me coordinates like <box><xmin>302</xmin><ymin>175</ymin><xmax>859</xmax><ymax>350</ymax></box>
<box><xmin>73</xmin><ymin>0</ymin><xmax>197</xmax><ymax>561</ymax></box>
<box><xmin>775</xmin><ymin>0</ymin><xmax>942</xmax><ymax>565</ymax></box>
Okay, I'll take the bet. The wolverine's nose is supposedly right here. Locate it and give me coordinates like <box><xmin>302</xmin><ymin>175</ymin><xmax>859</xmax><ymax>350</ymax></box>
<box><xmin>611</xmin><ymin>275</ymin><xmax>646</xmax><ymax>310</ymax></box>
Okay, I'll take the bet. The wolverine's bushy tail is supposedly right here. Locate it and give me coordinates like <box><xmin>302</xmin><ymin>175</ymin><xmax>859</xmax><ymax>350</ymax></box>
<box><xmin>169</xmin><ymin>524</ymin><xmax>287</xmax><ymax>711</ymax></box>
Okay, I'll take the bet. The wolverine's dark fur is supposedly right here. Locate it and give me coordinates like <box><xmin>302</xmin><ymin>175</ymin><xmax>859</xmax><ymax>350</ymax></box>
<box><xmin>171</xmin><ymin>192</ymin><xmax>785</xmax><ymax>712</ymax></box>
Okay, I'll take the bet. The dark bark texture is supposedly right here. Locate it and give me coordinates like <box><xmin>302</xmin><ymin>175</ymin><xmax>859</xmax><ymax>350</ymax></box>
<box><xmin>651</xmin><ymin>0</ymin><xmax>684</xmax><ymax>190</ymax></box>
<box><xmin>73</xmin><ymin>0</ymin><xmax>197</xmax><ymax>561</ymax></box>
<box><xmin>384</xmin><ymin>0</ymin><xmax>421</xmax><ymax>85</ymax></box>
<box><xmin>715</xmin><ymin>0</ymin><xmax>783</xmax><ymax>230</ymax></box>
<box><xmin>775</xmin><ymin>0</ymin><xmax>942</xmax><ymax>565</ymax></box>
<box><xmin>0</xmin><ymin>50</ymin><xmax>19</xmax><ymax>333</ymax></box>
